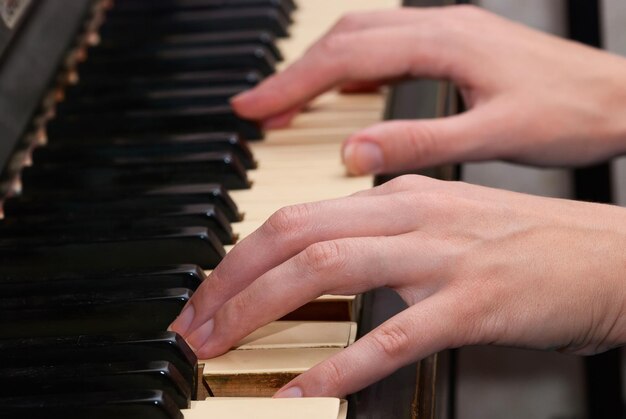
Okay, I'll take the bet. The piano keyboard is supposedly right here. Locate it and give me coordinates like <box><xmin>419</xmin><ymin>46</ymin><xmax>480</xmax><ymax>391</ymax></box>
<box><xmin>0</xmin><ymin>0</ymin><xmax>395</xmax><ymax>417</ymax></box>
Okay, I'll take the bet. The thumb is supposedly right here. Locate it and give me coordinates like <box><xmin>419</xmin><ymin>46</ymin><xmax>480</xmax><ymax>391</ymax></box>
<box><xmin>274</xmin><ymin>293</ymin><xmax>459</xmax><ymax>398</ymax></box>
<box><xmin>341</xmin><ymin>107</ymin><xmax>501</xmax><ymax>175</ymax></box>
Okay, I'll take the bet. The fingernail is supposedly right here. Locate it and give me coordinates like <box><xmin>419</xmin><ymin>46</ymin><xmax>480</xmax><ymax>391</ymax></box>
<box><xmin>187</xmin><ymin>318</ymin><xmax>215</xmax><ymax>352</ymax></box>
<box><xmin>274</xmin><ymin>386</ymin><xmax>303</xmax><ymax>398</ymax></box>
<box><xmin>167</xmin><ymin>304</ymin><xmax>195</xmax><ymax>335</ymax></box>
<box><xmin>342</xmin><ymin>142</ymin><xmax>384</xmax><ymax>175</ymax></box>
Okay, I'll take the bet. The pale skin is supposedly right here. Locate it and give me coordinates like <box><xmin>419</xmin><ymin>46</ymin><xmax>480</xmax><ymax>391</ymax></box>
<box><xmin>169</xmin><ymin>5</ymin><xmax>626</xmax><ymax>397</ymax></box>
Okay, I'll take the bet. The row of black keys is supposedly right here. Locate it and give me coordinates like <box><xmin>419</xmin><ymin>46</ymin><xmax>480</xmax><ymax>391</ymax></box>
<box><xmin>0</xmin><ymin>0</ymin><xmax>296</xmax><ymax>416</ymax></box>
<box><xmin>3</xmin><ymin>4</ymin><xmax>295</xmax><ymax>275</ymax></box>
<box><xmin>0</xmin><ymin>331</ymin><xmax>196</xmax><ymax>419</ymax></box>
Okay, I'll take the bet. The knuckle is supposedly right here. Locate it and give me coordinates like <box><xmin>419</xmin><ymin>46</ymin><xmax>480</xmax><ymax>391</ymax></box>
<box><xmin>264</xmin><ymin>204</ymin><xmax>312</xmax><ymax>236</ymax></box>
<box><xmin>442</xmin><ymin>4</ymin><xmax>483</xmax><ymax>23</ymax></box>
<box><xmin>299</xmin><ymin>241</ymin><xmax>348</xmax><ymax>276</ymax></box>
<box><xmin>318</xmin><ymin>358</ymin><xmax>345</xmax><ymax>392</ymax></box>
<box><xmin>371</xmin><ymin>323</ymin><xmax>412</xmax><ymax>359</ymax></box>
<box><xmin>452</xmin><ymin>4</ymin><xmax>483</xmax><ymax>17</ymax></box>
<box><xmin>334</xmin><ymin>12</ymin><xmax>363</xmax><ymax>31</ymax></box>
<box><xmin>385</xmin><ymin>174</ymin><xmax>423</xmax><ymax>191</ymax></box>
<box><xmin>315</xmin><ymin>32</ymin><xmax>351</xmax><ymax>57</ymax></box>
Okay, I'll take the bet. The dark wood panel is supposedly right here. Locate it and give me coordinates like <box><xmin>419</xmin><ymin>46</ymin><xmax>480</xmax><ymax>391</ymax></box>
<box><xmin>0</xmin><ymin>0</ymin><xmax>93</xmax><ymax>187</ymax></box>
<box><xmin>567</xmin><ymin>1</ymin><xmax>624</xmax><ymax>417</ymax></box>
<box><xmin>353</xmin><ymin>2</ymin><xmax>458</xmax><ymax>417</ymax></box>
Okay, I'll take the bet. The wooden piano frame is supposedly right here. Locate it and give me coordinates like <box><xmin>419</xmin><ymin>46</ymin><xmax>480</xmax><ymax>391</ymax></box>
<box><xmin>351</xmin><ymin>2</ymin><xmax>460</xmax><ymax>418</ymax></box>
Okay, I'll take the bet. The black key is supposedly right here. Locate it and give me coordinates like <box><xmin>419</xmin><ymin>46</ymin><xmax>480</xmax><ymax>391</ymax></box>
<box><xmin>22</xmin><ymin>152</ymin><xmax>250</xmax><ymax>191</ymax></box>
<box><xmin>95</xmin><ymin>30</ymin><xmax>282</xmax><ymax>62</ymax></box>
<box><xmin>56</xmin><ymin>86</ymin><xmax>246</xmax><ymax>115</ymax></box>
<box><xmin>12</xmin><ymin>183</ymin><xmax>242</xmax><ymax>222</ymax></box>
<box><xmin>109</xmin><ymin>0</ymin><xmax>295</xmax><ymax>19</ymax></box>
<box><xmin>0</xmin><ymin>265</ymin><xmax>205</xmax><ymax>294</ymax></box>
<box><xmin>0</xmin><ymin>390</ymin><xmax>182</xmax><ymax>419</ymax></box>
<box><xmin>0</xmin><ymin>361</ymin><xmax>191</xmax><ymax>409</ymax></box>
<box><xmin>78</xmin><ymin>45</ymin><xmax>276</xmax><ymax>77</ymax></box>
<box><xmin>37</xmin><ymin>131</ymin><xmax>256</xmax><ymax>169</ymax></box>
<box><xmin>46</xmin><ymin>105</ymin><xmax>262</xmax><ymax>140</ymax></box>
<box><xmin>67</xmin><ymin>70</ymin><xmax>262</xmax><ymax>99</ymax></box>
<box><xmin>2</xmin><ymin>203</ymin><xmax>236</xmax><ymax>244</ymax></box>
<box><xmin>0</xmin><ymin>332</ymin><xmax>197</xmax><ymax>393</ymax></box>
<box><xmin>0</xmin><ymin>287</ymin><xmax>192</xmax><ymax>338</ymax></box>
<box><xmin>101</xmin><ymin>8</ymin><xmax>289</xmax><ymax>38</ymax></box>
<box><xmin>0</xmin><ymin>226</ymin><xmax>224</xmax><ymax>274</ymax></box>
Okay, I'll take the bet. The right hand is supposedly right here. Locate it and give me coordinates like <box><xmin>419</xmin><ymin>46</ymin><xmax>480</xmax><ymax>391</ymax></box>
<box><xmin>232</xmin><ymin>5</ymin><xmax>626</xmax><ymax>175</ymax></box>
<box><xmin>169</xmin><ymin>174</ymin><xmax>626</xmax><ymax>397</ymax></box>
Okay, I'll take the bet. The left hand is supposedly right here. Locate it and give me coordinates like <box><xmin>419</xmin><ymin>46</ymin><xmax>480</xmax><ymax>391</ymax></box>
<box><xmin>169</xmin><ymin>175</ymin><xmax>626</xmax><ymax>398</ymax></box>
<box><xmin>231</xmin><ymin>6</ymin><xmax>626</xmax><ymax>175</ymax></box>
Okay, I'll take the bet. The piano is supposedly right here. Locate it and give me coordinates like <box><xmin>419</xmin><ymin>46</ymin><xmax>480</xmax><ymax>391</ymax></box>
<box><xmin>0</xmin><ymin>0</ymin><xmax>454</xmax><ymax>417</ymax></box>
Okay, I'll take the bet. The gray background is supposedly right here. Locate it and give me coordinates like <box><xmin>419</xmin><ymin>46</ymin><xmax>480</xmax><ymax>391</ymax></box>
<box><xmin>456</xmin><ymin>1</ymin><xmax>626</xmax><ymax>418</ymax></box>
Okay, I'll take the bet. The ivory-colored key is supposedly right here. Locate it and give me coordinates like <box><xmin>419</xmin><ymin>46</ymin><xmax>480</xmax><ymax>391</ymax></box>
<box><xmin>198</xmin><ymin>321</ymin><xmax>356</xmax><ymax>397</ymax></box>
<box><xmin>236</xmin><ymin>321</ymin><xmax>357</xmax><ymax>350</ymax></box>
<box><xmin>183</xmin><ymin>398</ymin><xmax>348</xmax><ymax>419</ymax></box>
<box><xmin>200</xmin><ymin>347</ymin><xmax>342</xmax><ymax>397</ymax></box>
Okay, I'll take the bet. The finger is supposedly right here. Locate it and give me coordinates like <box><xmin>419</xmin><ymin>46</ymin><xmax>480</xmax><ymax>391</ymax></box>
<box><xmin>188</xmin><ymin>233</ymin><xmax>447</xmax><ymax>357</ymax></box>
<box><xmin>341</xmin><ymin>104</ymin><xmax>509</xmax><ymax>175</ymax></box>
<box><xmin>274</xmin><ymin>292</ymin><xmax>459</xmax><ymax>397</ymax></box>
<box><xmin>236</xmin><ymin>7</ymin><xmax>432</xmax><ymax>121</ymax></box>
<box><xmin>169</xmin><ymin>194</ymin><xmax>423</xmax><ymax>337</ymax></box>
<box><xmin>232</xmin><ymin>24</ymin><xmax>466</xmax><ymax>120</ymax></box>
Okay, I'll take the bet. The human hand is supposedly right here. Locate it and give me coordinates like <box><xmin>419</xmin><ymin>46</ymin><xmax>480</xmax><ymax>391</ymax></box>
<box><xmin>169</xmin><ymin>175</ymin><xmax>626</xmax><ymax>397</ymax></box>
<box><xmin>231</xmin><ymin>5</ymin><xmax>626</xmax><ymax>175</ymax></box>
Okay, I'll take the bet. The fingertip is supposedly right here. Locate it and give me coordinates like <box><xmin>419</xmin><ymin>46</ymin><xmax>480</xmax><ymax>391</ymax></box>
<box><xmin>168</xmin><ymin>303</ymin><xmax>196</xmax><ymax>336</ymax></box>
<box><xmin>185</xmin><ymin>318</ymin><xmax>215</xmax><ymax>353</ymax></box>
<box><xmin>342</xmin><ymin>140</ymin><xmax>384</xmax><ymax>175</ymax></box>
<box><xmin>230</xmin><ymin>91</ymin><xmax>257</xmax><ymax>118</ymax></box>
